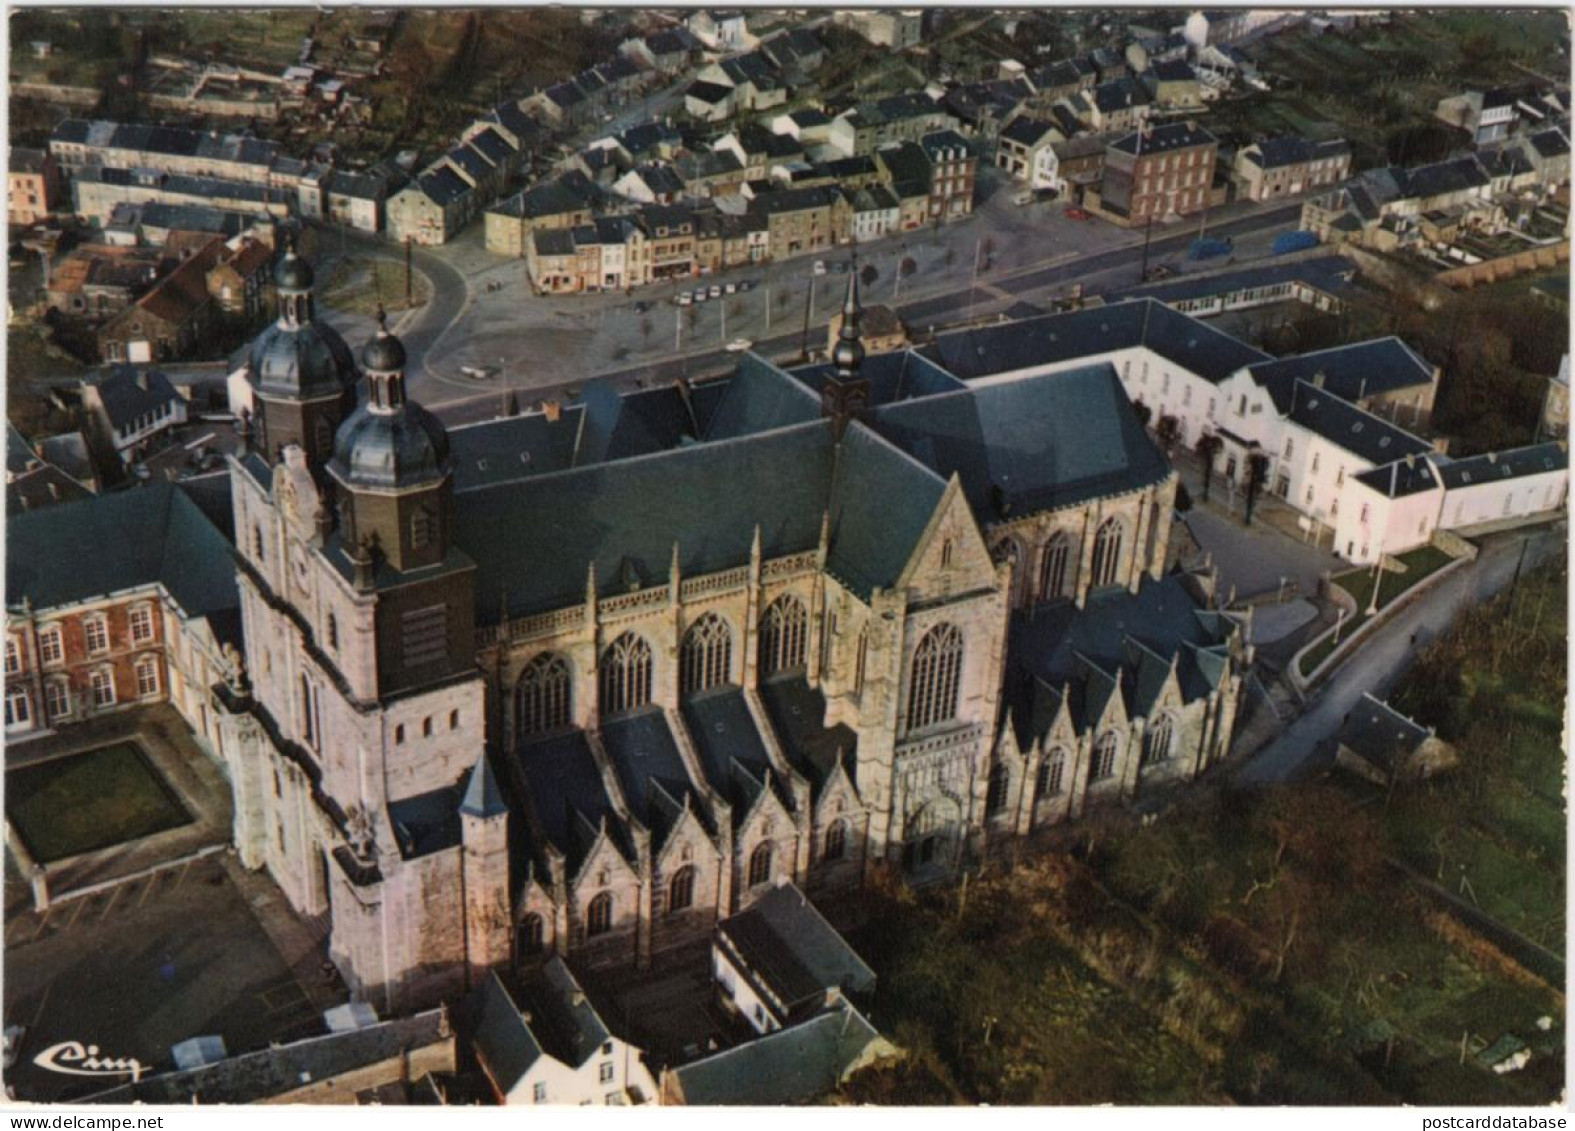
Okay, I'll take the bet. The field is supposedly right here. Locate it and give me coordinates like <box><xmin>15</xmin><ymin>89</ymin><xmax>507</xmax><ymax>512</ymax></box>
<box><xmin>6</xmin><ymin>742</ymin><xmax>192</xmax><ymax>863</ymax></box>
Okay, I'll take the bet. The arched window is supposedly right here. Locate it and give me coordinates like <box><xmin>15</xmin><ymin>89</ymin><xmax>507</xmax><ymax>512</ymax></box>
<box><xmin>747</xmin><ymin>841</ymin><xmax>773</xmax><ymax>887</ymax></box>
<box><xmin>1039</xmin><ymin>533</ymin><xmax>1070</xmax><ymax>601</ymax></box>
<box><xmin>253</xmin><ymin>524</ymin><xmax>266</xmax><ymax>562</ymax></box>
<box><xmin>853</xmin><ymin>625</ymin><xmax>868</xmax><ymax>697</ymax></box>
<box><xmin>1037</xmin><ymin>749</ymin><xmax>1067</xmax><ymax>799</ymax></box>
<box><xmin>599</xmin><ymin>633</ymin><xmax>652</xmax><ymax>717</ymax></box>
<box><xmin>758</xmin><ymin>594</ymin><xmax>808</xmax><ymax>676</ymax></box>
<box><xmin>517</xmin><ymin>653</ymin><xmax>572</xmax><ymax>737</ymax></box>
<box><xmin>326</xmin><ymin>613</ymin><xmax>338</xmax><ymax>651</ymax></box>
<box><xmin>905</xmin><ymin>623</ymin><xmax>963</xmax><ymax>732</ymax></box>
<box><xmin>586</xmin><ymin>892</ymin><xmax>614</xmax><ymax>938</ymax></box>
<box><xmin>985</xmin><ymin>763</ymin><xmax>1010</xmax><ymax>817</ymax></box>
<box><xmin>668</xmin><ymin>866</ymin><xmax>696</xmax><ymax>913</ymax></box>
<box><xmin>680</xmin><ymin>613</ymin><xmax>733</xmax><ymax>697</ymax></box>
<box><xmin>1092</xmin><ymin>731</ymin><xmax>1120</xmax><ymax>781</ymax></box>
<box><xmin>313</xmin><ymin>416</ymin><xmax>333</xmax><ymax>458</ymax></box>
<box><xmin>823</xmin><ymin>820</ymin><xmax>848</xmax><ymax>861</ymax></box>
<box><xmin>1143</xmin><ymin>713</ymin><xmax>1174</xmax><ymax>765</ymax></box>
<box><xmin>1091</xmin><ymin>518</ymin><xmax>1124</xmax><ymax>590</ymax></box>
<box><xmin>519</xmin><ymin>913</ymin><xmax>544</xmax><ymax>955</ymax></box>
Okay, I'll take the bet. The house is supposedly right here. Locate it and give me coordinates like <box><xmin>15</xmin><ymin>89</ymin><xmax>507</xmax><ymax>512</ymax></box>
<box><xmin>9</xmin><ymin>146</ymin><xmax>59</xmax><ymax>226</ymax></box>
<box><xmin>829</xmin><ymin>301</ymin><xmax>904</xmax><ymax>355</ymax></box>
<box><xmin>1233</xmin><ymin>136</ymin><xmax>1352</xmax><ymax>202</ymax></box>
<box><xmin>849</xmin><ymin>184</ymin><xmax>901</xmax><ymax>241</ymax></box>
<box><xmin>674</xmin><ymin>149</ymin><xmax>747</xmax><ymax>199</ymax></box>
<box><xmin>471</xmin><ymin>961</ymin><xmax>656</xmax><ymax>1105</ymax></box>
<box><xmin>942</xmin><ymin>79</ymin><xmax>1034</xmax><ymax>148</ymax></box>
<box><xmin>660</xmin><ymin>1002</ymin><xmax>896</xmax><ymax>1105</ymax></box>
<box><xmin>1519</xmin><ymin>128</ymin><xmax>1571</xmax><ymax>191</ymax></box>
<box><xmin>1087</xmin><ymin>77</ymin><xmax>1153</xmax><ymax>134</ymax></box>
<box><xmin>1434</xmin><ymin>87</ymin><xmax>1519</xmax><ymax>146</ymax></box>
<box><xmin>996</xmin><ymin>117</ymin><xmax>1060</xmax><ymax>190</ymax></box>
<box><xmin>45</xmin><ymin>245</ymin><xmax>168</xmax><ymax>319</ymax></box>
<box><xmin>919</xmin><ymin>131</ymin><xmax>977</xmax><ymax>223</ymax></box>
<box><xmin>385</xmin><ymin>166</ymin><xmax>475</xmax><ymax>246</ymax></box>
<box><xmin>97</xmin><ymin>238</ymin><xmax>227</xmax><ymax>362</ymax></box>
<box><xmin>715</xmin><ymin>124</ymin><xmax>804</xmax><ymax>180</ymax></box>
<box><xmin>319</xmin><ymin>165</ymin><xmax>403</xmax><ymax>233</ymax></box>
<box><xmin>1100</xmin><ymin>121</ymin><xmax>1218</xmax><ymax>224</ymax></box>
<box><xmin>1334</xmin><ymin>694</ymin><xmax>1457</xmax><ymax>786</ymax></box>
<box><xmin>623</xmin><ymin>27</ymin><xmax>703</xmax><ymax>75</ymax></box>
<box><xmin>79</xmin><ymin>366</ymin><xmax>190</xmax><ymax>460</ymax></box>
<box><xmin>528</xmin><ymin>228</ymin><xmax>581</xmax><ymax>294</ymax></box>
<box><xmin>485</xmin><ymin>175</ymin><xmax>597</xmax><ymax>257</ymax></box>
<box><xmin>831</xmin><ymin>93</ymin><xmax>955</xmax><ymax>158</ymax></box>
<box><xmin>641</xmin><ymin>202</ymin><xmax>699</xmax><ymax>280</ymax></box>
<box><xmin>749</xmin><ymin>185</ymin><xmax>849</xmax><ymax>260</ymax></box>
<box><xmin>204</xmin><ymin>235</ymin><xmax>273</xmax><ymax>322</ymax></box>
<box><xmin>713</xmin><ymin>881</ymin><xmax>876</xmax><ymax>1035</ymax></box>
<box><xmin>836</xmin><ymin>10</ymin><xmax>923</xmax><ymax>50</ymax></box>
<box><xmin>685</xmin><ymin>80</ymin><xmax>736</xmax><ymax>123</ymax></box>
<box><xmin>771</xmin><ymin>108</ymin><xmax>834</xmax><ymax>147</ymax></box>
<box><xmin>1144</xmin><ymin>59</ymin><xmax>1203</xmax><ymax>111</ymax></box>
<box><xmin>5</xmin><ymin>423</ymin><xmax>94</xmax><ymax>513</ymax></box>
<box><xmin>759</xmin><ymin>28</ymin><xmax>827</xmax><ymax>84</ymax></box>
<box><xmin>1543</xmin><ymin>355</ymin><xmax>1569</xmax><ymax>439</ymax></box>
<box><xmin>1029</xmin><ymin>57</ymin><xmax>1097</xmax><ymax>102</ymax></box>
<box><xmin>613</xmin><ymin>163</ymin><xmax>686</xmax><ymax>205</ymax></box>
<box><xmin>1052</xmin><ymin>133</ymin><xmax>1111</xmax><ymax>199</ymax></box>
<box><xmin>688</xmin><ymin>9</ymin><xmax>750</xmax><ymax>52</ymax></box>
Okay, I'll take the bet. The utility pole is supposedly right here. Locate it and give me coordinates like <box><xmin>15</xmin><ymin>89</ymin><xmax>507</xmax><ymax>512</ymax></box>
<box><xmin>1138</xmin><ymin>214</ymin><xmax>1155</xmax><ymax>283</ymax></box>
<box><xmin>968</xmin><ymin>234</ymin><xmax>983</xmax><ymax>321</ymax></box>
<box><xmin>404</xmin><ymin>236</ymin><xmax>413</xmax><ymax>305</ymax></box>
<box><xmin>765</xmin><ymin>282</ymin><xmax>772</xmax><ymax>331</ymax></box>
<box><xmin>675</xmin><ymin>304</ymin><xmax>682</xmax><ymax>354</ymax></box>
<box><xmin>800</xmin><ymin>275</ymin><xmax>815</xmax><ymax>361</ymax></box>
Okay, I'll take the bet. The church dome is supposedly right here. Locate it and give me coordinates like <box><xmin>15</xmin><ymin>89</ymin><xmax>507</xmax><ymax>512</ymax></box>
<box><xmin>248</xmin><ymin>319</ymin><xmax>359</xmax><ymax>401</ymax></box>
<box><xmin>362</xmin><ymin>328</ymin><xmax>407</xmax><ymax>374</ymax></box>
<box><xmin>275</xmin><ymin>251</ymin><xmax>315</xmax><ymax>290</ymax></box>
<box><xmin>327</xmin><ymin>399</ymin><xmax>451</xmax><ymax>492</ymax></box>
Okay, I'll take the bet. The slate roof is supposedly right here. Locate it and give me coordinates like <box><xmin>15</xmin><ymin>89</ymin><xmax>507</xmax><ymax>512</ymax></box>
<box><xmin>601</xmin><ymin>708</ymin><xmax>704</xmax><ymax>841</ymax></box>
<box><xmin>448</xmin><ymin>406</ymin><xmax>584</xmax><ymax>489</ymax></box>
<box><xmin>7</xmin><ymin>480</ymin><xmax>238</xmax><ymax>622</ymax></box>
<box><xmin>921</xmin><ymin>298</ymin><xmax>1269</xmax><ymax>385</ymax></box>
<box><xmin>683</xmin><ymin>687</ymin><xmax>784</xmax><ymax>815</ymax></box>
<box><xmin>825</xmin><ymin>421</ymin><xmax>948</xmax><ymax>596</ymax></box>
<box><xmin>1103</xmin><ymin>255</ymin><xmax>1357</xmax><ymax>308</ymax></box>
<box><xmin>687</xmin><ymin>80</ymin><xmax>734</xmax><ymax>106</ymax></box>
<box><xmin>521</xmin><ymin>956</ymin><xmax>614</xmax><ymax>1069</ymax></box>
<box><xmin>718</xmin><ymin>882</ymin><xmax>875</xmax><ymax>1014</ymax></box>
<box><xmin>1000</xmin><ymin>116</ymin><xmax>1057</xmax><ymax>147</ymax></box>
<box><xmin>388</xmin><ymin>782</ymin><xmax>463</xmax><ymax>860</ymax></box>
<box><xmin>471</xmin><ymin>973</ymin><xmax>544</xmax><ymax>1093</ymax></box>
<box><xmin>1093</xmin><ymin>77</ymin><xmax>1151</xmax><ymax>115</ymax></box>
<box><xmin>668</xmin><ymin>1002</ymin><xmax>886</xmax><ymax>1105</ymax></box>
<box><xmin>469</xmin><ymin>127</ymin><xmax>517</xmax><ymax>167</ymax></box>
<box><xmin>419</xmin><ymin>166</ymin><xmax>471</xmax><ymax>207</ymax></box>
<box><xmin>516</xmin><ymin>729</ymin><xmax>630</xmax><ymax>871</ymax></box>
<box><xmin>1246</xmin><ymin>336</ymin><xmax>1434</xmax><ymax>412</ymax></box>
<box><xmin>1110</xmin><ymin>121</ymin><xmax>1215</xmax><ymax>156</ymax></box>
<box><xmin>1528</xmin><ymin>128</ymin><xmax>1570</xmax><ymax>159</ymax></box>
<box><xmin>1397</xmin><ymin>155</ymin><xmax>1490</xmax><ymax>200</ymax></box>
<box><xmin>1151</xmin><ymin>59</ymin><xmax>1197</xmax><ymax>83</ymax></box>
<box><xmin>1353</xmin><ymin>455</ymin><xmax>1441</xmax><ymax>499</ymax></box>
<box><xmin>1337</xmin><ymin>693</ymin><xmax>1430</xmax><ymax>773</ymax></box>
<box><xmin>1432</xmin><ymin>441</ymin><xmax>1568</xmax><ymax>489</ymax></box>
<box><xmin>532</xmin><ymin>227</ymin><xmax>575</xmax><ymax>257</ymax></box>
<box><xmin>789</xmin><ymin>350</ymin><xmax>962</xmax><ymax>407</ymax></box>
<box><xmin>86</xmin><ymin>366</ymin><xmax>186</xmax><ymax>431</ymax></box>
<box><xmin>757</xmin><ymin>676</ymin><xmax>857</xmax><ymax>791</ymax></box>
<box><xmin>1286</xmin><ymin>380</ymin><xmax>1432</xmax><ymax>465</ymax></box>
<box><xmin>1244</xmin><ymin>135</ymin><xmax>1351</xmax><ymax>169</ymax></box>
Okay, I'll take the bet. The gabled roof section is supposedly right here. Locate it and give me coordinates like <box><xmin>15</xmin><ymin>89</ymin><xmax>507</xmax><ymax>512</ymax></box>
<box><xmin>683</xmin><ymin>687</ymin><xmax>784</xmax><ymax>815</ymax></box>
<box><xmin>516</xmin><ymin>729</ymin><xmax>631</xmax><ymax>872</ymax></box>
<box><xmin>601</xmin><ymin>708</ymin><xmax>707</xmax><ymax>842</ymax></box>
<box><xmin>1286</xmin><ymin>380</ymin><xmax>1432</xmax><ymax>465</ymax></box>
<box><xmin>718</xmin><ymin>882</ymin><xmax>875</xmax><ymax>1010</ymax></box>
<box><xmin>1432</xmin><ymin>441</ymin><xmax>1568</xmax><ymax>489</ymax></box>
<box><xmin>757</xmin><ymin>676</ymin><xmax>857</xmax><ymax>793</ymax></box>
<box><xmin>868</xmin><ymin>363</ymin><xmax>1169</xmax><ymax>520</ymax></box>
<box><xmin>1246</xmin><ymin>337</ymin><xmax>1434</xmax><ymax>411</ymax></box>
<box><xmin>705</xmin><ymin>353</ymin><xmax>823</xmax><ymax>441</ymax></box>
<box><xmin>471</xmin><ymin>973</ymin><xmax>544</xmax><ymax>1093</ymax></box>
<box><xmin>824</xmin><ymin>421</ymin><xmax>948</xmax><ymax>596</ymax></box>
<box><xmin>669</xmin><ymin>1002</ymin><xmax>886</xmax><ymax>1105</ymax></box>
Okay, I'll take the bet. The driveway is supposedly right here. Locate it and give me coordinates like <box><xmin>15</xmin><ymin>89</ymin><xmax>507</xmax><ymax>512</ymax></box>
<box><xmin>1235</xmin><ymin>525</ymin><xmax>1565</xmax><ymax>785</ymax></box>
<box><xmin>1182</xmin><ymin>505</ymin><xmax>1343</xmax><ymax>602</ymax></box>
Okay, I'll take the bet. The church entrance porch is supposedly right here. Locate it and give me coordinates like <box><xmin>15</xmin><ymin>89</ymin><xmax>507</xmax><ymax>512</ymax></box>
<box><xmin>899</xmin><ymin>796</ymin><xmax>963</xmax><ymax>884</ymax></box>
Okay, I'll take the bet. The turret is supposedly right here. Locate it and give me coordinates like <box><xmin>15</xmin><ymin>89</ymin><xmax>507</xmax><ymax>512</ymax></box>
<box><xmin>460</xmin><ymin>751</ymin><xmax>511</xmax><ymax>987</ymax></box>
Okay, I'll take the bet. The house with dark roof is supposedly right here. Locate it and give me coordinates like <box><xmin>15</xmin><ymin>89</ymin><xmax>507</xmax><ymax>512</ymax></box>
<box><xmin>1232</xmin><ymin>135</ymin><xmax>1351</xmax><ymax>202</ymax></box>
<box><xmin>470</xmin><ymin>961</ymin><xmax>656</xmax><ymax>1105</ymax></box>
<box><xmin>1334</xmin><ymin>694</ymin><xmax>1456</xmax><ymax>786</ymax></box>
<box><xmin>996</xmin><ymin>116</ymin><xmax>1060</xmax><ymax>189</ymax></box>
<box><xmin>713</xmin><ymin>881</ymin><xmax>875</xmax><ymax>1033</ymax></box>
<box><xmin>1100</xmin><ymin>121</ymin><xmax>1218</xmax><ymax>224</ymax></box>
<box><xmin>79</xmin><ymin>365</ymin><xmax>190</xmax><ymax>461</ymax></box>
<box><xmin>97</xmin><ymin>236</ymin><xmax>228</xmax><ymax>363</ymax></box>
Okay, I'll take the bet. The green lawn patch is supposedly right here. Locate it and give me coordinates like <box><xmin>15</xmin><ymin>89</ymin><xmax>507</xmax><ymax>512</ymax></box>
<box><xmin>1299</xmin><ymin>546</ymin><xmax>1459</xmax><ymax>677</ymax></box>
<box><xmin>6</xmin><ymin>742</ymin><xmax>192</xmax><ymax>863</ymax></box>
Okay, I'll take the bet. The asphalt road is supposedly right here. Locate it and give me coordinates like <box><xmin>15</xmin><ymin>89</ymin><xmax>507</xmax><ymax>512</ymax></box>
<box><xmin>1234</xmin><ymin>524</ymin><xmax>1566</xmax><ymax>786</ymax></box>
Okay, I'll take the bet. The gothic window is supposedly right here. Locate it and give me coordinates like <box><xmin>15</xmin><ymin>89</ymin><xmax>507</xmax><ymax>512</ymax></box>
<box><xmin>758</xmin><ymin>594</ymin><xmax>808</xmax><ymax>676</ymax></box>
<box><xmin>1143</xmin><ymin>713</ymin><xmax>1175</xmax><ymax>765</ymax></box>
<box><xmin>253</xmin><ymin>524</ymin><xmax>266</xmax><ymax>562</ymax></box>
<box><xmin>748</xmin><ymin>841</ymin><xmax>774</xmax><ymax>887</ymax></box>
<box><xmin>44</xmin><ymin>679</ymin><xmax>70</xmax><ymax>721</ymax></box>
<box><xmin>517</xmin><ymin>653</ymin><xmax>572</xmax><ymax>736</ymax></box>
<box><xmin>326</xmin><ymin>612</ymin><xmax>338</xmax><ymax>651</ymax></box>
<box><xmin>905</xmin><ymin>623</ymin><xmax>963</xmax><ymax>733</ymax></box>
<box><xmin>680</xmin><ymin>613</ymin><xmax>733</xmax><ymax>697</ymax></box>
<box><xmin>134</xmin><ymin>654</ymin><xmax>161</xmax><ymax>698</ymax></box>
<box><xmin>853</xmin><ymin>625</ymin><xmax>868</xmax><ymax>697</ymax></box>
<box><xmin>129</xmin><ymin>605</ymin><xmax>154</xmax><ymax>644</ymax></box>
<box><xmin>985</xmin><ymin>763</ymin><xmax>1010</xmax><ymax>817</ymax></box>
<box><xmin>300</xmin><ymin>675</ymin><xmax>316</xmax><ymax>748</ymax></box>
<box><xmin>586</xmin><ymin>892</ymin><xmax>614</xmax><ymax>938</ymax></box>
<box><xmin>940</xmin><ymin>538</ymin><xmax>954</xmax><ymax>568</ymax></box>
<box><xmin>600</xmin><ymin>633</ymin><xmax>653</xmax><ymax>716</ymax></box>
<box><xmin>519</xmin><ymin>913</ymin><xmax>545</xmax><ymax>955</ymax></box>
<box><xmin>1091</xmin><ymin>518</ymin><xmax>1124</xmax><ymax>590</ymax></box>
<box><xmin>1092</xmin><ymin>731</ymin><xmax>1120</xmax><ymax>781</ymax></box>
<box><xmin>668</xmin><ymin>865</ymin><xmax>696</xmax><ymax>914</ymax></box>
<box><xmin>38</xmin><ymin>626</ymin><xmax>62</xmax><ymax>666</ymax></box>
<box><xmin>1037</xmin><ymin>749</ymin><xmax>1067</xmax><ymax>799</ymax></box>
<box><xmin>824</xmin><ymin>820</ymin><xmax>848</xmax><ymax>861</ymax></box>
<box><xmin>1040</xmin><ymin>533</ymin><xmax>1070</xmax><ymax>601</ymax></box>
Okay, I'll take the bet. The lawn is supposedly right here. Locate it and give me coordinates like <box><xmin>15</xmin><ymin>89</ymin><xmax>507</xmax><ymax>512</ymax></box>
<box><xmin>321</xmin><ymin>257</ymin><xmax>432</xmax><ymax>319</ymax></box>
<box><xmin>1298</xmin><ymin>545</ymin><xmax>1459</xmax><ymax>678</ymax></box>
<box><xmin>6</xmin><ymin>742</ymin><xmax>192</xmax><ymax>863</ymax></box>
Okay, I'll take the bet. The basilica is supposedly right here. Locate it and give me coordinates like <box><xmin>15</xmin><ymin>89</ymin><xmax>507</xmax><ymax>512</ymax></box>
<box><xmin>200</xmin><ymin>247</ymin><xmax>1250</xmax><ymax>1012</ymax></box>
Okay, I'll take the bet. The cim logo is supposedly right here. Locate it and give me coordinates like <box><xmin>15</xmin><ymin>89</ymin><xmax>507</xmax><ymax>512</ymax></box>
<box><xmin>32</xmin><ymin>1041</ymin><xmax>146</xmax><ymax>1081</ymax></box>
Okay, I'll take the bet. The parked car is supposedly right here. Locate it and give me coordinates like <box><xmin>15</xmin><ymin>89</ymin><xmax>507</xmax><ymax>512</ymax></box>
<box><xmin>813</xmin><ymin>260</ymin><xmax>828</xmax><ymax>275</ymax></box>
<box><xmin>461</xmin><ymin>365</ymin><xmax>492</xmax><ymax>380</ymax></box>
<box><xmin>1063</xmin><ymin>206</ymin><xmax>1091</xmax><ymax>221</ymax></box>
<box><xmin>675</xmin><ymin>292</ymin><xmax>692</xmax><ymax>306</ymax></box>
<box><xmin>693</xmin><ymin>288</ymin><xmax>708</xmax><ymax>302</ymax></box>
<box><xmin>1013</xmin><ymin>191</ymin><xmax>1035</xmax><ymax>206</ymax></box>
<box><xmin>709</xmin><ymin>284</ymin><xmax>722</xmax><ymax>298</ymax></box>
<box><xmin>725</xmin><ymin>338</ymin><xmax>754</xmax><ymax>353</ymax></box>
<box><xmin>738</xmin><ymin>280</ymin><xmax>754</xmax><ymax>292</ymax></box>
<box><xmin>724</xmin><ymin>282</ymin><xmax>738</xmax><ymax>295</ymax></box>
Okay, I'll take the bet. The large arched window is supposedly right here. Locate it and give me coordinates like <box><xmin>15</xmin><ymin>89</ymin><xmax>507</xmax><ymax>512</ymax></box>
<box><xmin>758</xmin><ymin>594</ymin><xmax>808</xmax><ymax>676</ymax></box>
<box><xmin>1091</xmin><ymin>518</ymin><xmax>1124</xmax><ymax>590</ymax></box>
<box><xmin>1092</xmin><ymin>731</ymin><xmax>1121</xmax><ymax>781</ymax></box>
<box><xmin>1143</xmin><ymin>713</ymin><xmax>1175</xmax><ymax>765</ymax></box>
<box><xmin>1037</xmin><ymin>748</ymin><xmax>1067</xmax><ymax>799</ymax></box>
<box><xmin>680</xmin><ymin>613</ymin><xmax>733</xmax><ymax>697</ymax></box>
<box><xmin>586</xmin><ymin>892</ymin><xmax>614</xmax><ymax>937</ymax></box>
<box><xmin>747</xmin><ymin>841</ymin><xmax>774</xmax><ymax>887</ymax></box>
<box><xmin>823</xmin><ymin>819</ymin><xmax>848</xmax><ymax>861</ymax></box>
<box><xmin>518</xmin><ymin>913</ymin><xmax>545</xmax><ymax>955</ymax></box>
<box><xmin>1039</xmin><ymin>533</ymin><xmax>1070</xmax><ymax>601</ymax></box>
<box><xmin>668</xmin><ymin>866</ymin><xmax>696</xmax><ymax>914</ymax></box>
<box><xmin>906</xmin><ymin>623</ymin><xmax>963</xmax><ymax>732</ymax></box>
<box><xmin>517</xmin><ymin>653</ymin><xmax>572</xmax><ymax>737</ymax></box>
<box><xmin>599</xmin><ymin>633</ymin><xmax>652</xmax><ymax>716</ymax></box>
<box><xmin>985</xmin><ymin>763</ymin><xmax>1010</xmax><ymax>817</ymax></box>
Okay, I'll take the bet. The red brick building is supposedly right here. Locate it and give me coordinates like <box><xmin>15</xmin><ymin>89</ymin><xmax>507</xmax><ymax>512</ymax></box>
<box><xmin>1100</xmin><ymin>121</ymin><xmax>1218</xmax><ymax>225</ymax></box>
<box><xmin>919</xmin><ymin>130</ymin><xmax>977</xmax><ymax>223</ymax></box>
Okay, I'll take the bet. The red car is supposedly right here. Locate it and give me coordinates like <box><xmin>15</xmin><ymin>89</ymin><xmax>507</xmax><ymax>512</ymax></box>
<box><xmin>1063</xmin><ymin>206</ymin><xmax>1091</xmax><ymax>221</ymax></box>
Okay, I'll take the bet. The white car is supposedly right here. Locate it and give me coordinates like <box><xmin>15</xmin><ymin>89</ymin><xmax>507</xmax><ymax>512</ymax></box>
<box><xmin>724</xmin><ymin>282</ymin><xmax>738</xmax><ymax>294</ymax></box>
<box><xmin>725</xmin><ymin>338</ymin><xmax>754</xmax><ymax>353</ymax></box>
<box><xmin>708</xmin><ymin>284</ymin><xmax>722</xmax><ymax>298</ymax></box>
<box><xmin>460</xmin><ymin>365</ymin><xmax>491</xmax><ymax>380</ymax></box>
<box><xmin>693</xmin><ymin>289</ymin><xmax>708</xmax><ymax>302</ymax></box>
<box><xmin>813</xmin><ymin>260</ymin><xmax>828</xmax><ymax>276</ymax></box>
<box><xmin>675</xmin><ymin>292</ymin><xmax>692</xmax><ymax>306</ymax></box>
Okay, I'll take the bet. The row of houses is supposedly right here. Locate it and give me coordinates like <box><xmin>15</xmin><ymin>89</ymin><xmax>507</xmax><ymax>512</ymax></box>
<box><xmin>681</xmin><ymin>27</ymin><xmax>829</xmax><ymax>123</ymax></box>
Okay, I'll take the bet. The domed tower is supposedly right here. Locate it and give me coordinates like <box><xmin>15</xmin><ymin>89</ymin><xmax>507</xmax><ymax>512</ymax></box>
<box><xmin>247</xmin><ymin>242</ymin><xmax>359</xmax><ymax>470</ymax></box>
<box><xmin>327</xmin><ymin>311</ymin><xmax>454</xmax><ymax>575</ymax></box>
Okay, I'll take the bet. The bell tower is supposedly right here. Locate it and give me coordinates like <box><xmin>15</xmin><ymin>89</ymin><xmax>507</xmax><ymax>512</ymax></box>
<box><xmin>821</xmin><ymin>270</ymin><xmax>871</xmax><ymax>439</ymax></box>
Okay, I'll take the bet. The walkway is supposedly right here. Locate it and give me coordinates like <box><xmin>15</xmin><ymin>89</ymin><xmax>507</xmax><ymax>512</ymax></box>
<box><xmin>1235</xmin><ymin>524</ymin><xmax>1564</xmax><ymax>785</ymax></box>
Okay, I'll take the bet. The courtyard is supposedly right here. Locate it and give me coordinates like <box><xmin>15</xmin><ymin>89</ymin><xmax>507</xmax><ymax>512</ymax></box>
<box><xmin>6</xmin><ymin>741</ymin><xmax>191</xmax><ymax>864</ymax></box>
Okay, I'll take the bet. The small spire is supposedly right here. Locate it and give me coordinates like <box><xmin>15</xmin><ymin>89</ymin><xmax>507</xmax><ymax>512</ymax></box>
<box><xmin>375</xmin><ymin>303</ymin><xmax>389</xmax><ymax>335</ymax></box>
<box><xmin>460</xmin><ymin>751</ymin><xmax>508</xmax><ymax>819</ymax></box>
<box><xmin>832</xmin><ymin>271</ymin><xmax>864</xmax><ymax>381</ymax></box>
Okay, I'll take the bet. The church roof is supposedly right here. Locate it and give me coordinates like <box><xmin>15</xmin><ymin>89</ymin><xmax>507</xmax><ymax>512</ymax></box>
<box><xmin>682</xmin><ymin>686</ymin><xmax>789</xmax><ymax>817</ymax></box>
<box><xmin>516</xmin><ymin>729</ymin><xmax>633</xmax><ymax>872</ymax></box>
<box><xmin>717</xmin><ymin>882</ymin><xmax>875</xmax><ymax>1011</ymax></box>
<box><xmin>1246</xmin><ymin>337</ymin><xmax>1435</xmax><ymax>412</ymax></box>
<box><xmin>757</xmin><ymin>675</ymin><xmax>858</xmax><ymax>793</ymax></box>
<box><xmin>601</xmin><ymin>708</ymin><xmax>708</xmax><ymax>842</ymax></box>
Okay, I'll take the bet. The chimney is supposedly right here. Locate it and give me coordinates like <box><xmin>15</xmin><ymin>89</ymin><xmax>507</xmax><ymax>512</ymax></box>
<box><xmin>542</xmin><ymin>398</ymin><xmax>562</xmax><ymax>422</ymax></box>
<box><xmin>1312</xmin><ymin>370</ymin><xmax>1326</xmax><ymax>389</ymax></box>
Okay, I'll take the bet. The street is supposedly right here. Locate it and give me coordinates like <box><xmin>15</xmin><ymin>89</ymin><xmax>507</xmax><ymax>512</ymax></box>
<box><xmin>1234</xmin><ymin>525</ymin><xmax>1566</xmax><ymax>786</ymax></box>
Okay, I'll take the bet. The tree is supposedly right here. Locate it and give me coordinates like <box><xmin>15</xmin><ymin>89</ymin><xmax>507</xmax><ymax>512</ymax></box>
<box><xmin>1131</xmin><ymin>398</ymin><xmax>1153</xmax><ymax>430</ymax></box>
<box><xmin>899</xmin><ymin>256</ymin><xmax>918</xmax><ymax>279</ymax></box>
<box><xmin>1194</xmin><ymin>432</ymin><xmax>1223</xmax><ymax>503</ymax></box>
<box><xmin>1154</xmin><ymin>413</ymin><xmax>1180</xmax><ymax>457</ymax></box>
<box><xmin>1243</xmin><ymin>452</ymin><xmax>1270</xmax><ymax>526</ymax></box>
<box><xmin>861</xmin><ymin>262</ymin><xmax>880</xmax><ymax>287</ymax></box>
